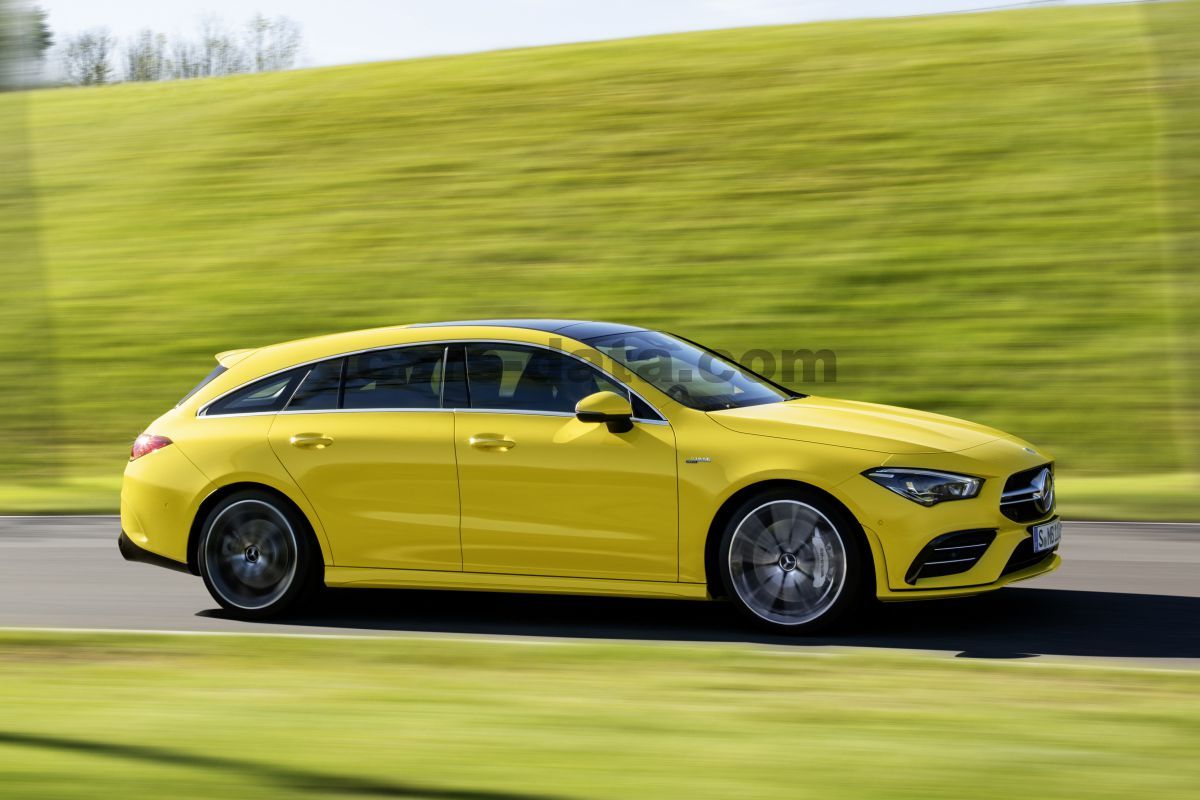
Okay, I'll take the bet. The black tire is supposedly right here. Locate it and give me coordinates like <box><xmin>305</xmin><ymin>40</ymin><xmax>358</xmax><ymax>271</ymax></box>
<box><xmin>718</xmin><ymin>487</ymin><xmax>868</xmax><ymax>634</ymax></box>
<box><xmin>197</xmin><ymin>490</ymin><xmax>321</xmax><ymax>620</ymax></box>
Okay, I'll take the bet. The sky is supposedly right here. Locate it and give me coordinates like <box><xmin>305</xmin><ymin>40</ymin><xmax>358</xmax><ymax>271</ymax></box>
<box><xmin>37</xmin><ymin>0</ymin><xmax>1125</xmax><ymax>68</ymax></box>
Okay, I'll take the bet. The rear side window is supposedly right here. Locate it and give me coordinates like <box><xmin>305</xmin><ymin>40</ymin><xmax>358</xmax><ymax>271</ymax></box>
<box><xmin>343</xmin><ymin>346</ymin><xmax>446</xmax><ymax>409</ymax></box>
<box><xmin>204</xmin><ymin>368</ymin><xmax>306</xmax><ymax>416</ymax></box>
<box><xmin>177</xmin><ymin>364</ymin><xmax>227</xmax><ymax>406</ymax></box>
<box><xmin>286</xmin><ymin>359</ymin><xmax>344</xmax><ymax>411</ymax></box>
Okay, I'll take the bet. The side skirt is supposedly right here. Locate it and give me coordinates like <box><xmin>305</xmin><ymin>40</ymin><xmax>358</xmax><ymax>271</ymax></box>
<box><xmin>325</xmin><ymin>566</ymin><xmax>712</xmax><ymax>601</ymax></box>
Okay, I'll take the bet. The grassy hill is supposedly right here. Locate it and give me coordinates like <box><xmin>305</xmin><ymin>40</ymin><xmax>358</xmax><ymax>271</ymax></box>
<box><xmin>2</xmin><ymin>3</ymin><xmax>1196</xmax><ymax>517</ymax></box>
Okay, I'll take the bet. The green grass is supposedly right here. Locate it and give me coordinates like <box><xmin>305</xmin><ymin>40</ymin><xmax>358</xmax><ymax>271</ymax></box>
<box><xmin>2</xmin><ymin>3</ymin><xmax>1197</xmax><ymax>517</ymax></box>
<box><xmin>0</xmin><ymin>632</ymin><xmax>1197</xmax><ymax>799</ymax></box>
<box><xmin>1062</xmin><ymin>472</ymin><xmax>1200</xmax><ymax>522</ymax></box>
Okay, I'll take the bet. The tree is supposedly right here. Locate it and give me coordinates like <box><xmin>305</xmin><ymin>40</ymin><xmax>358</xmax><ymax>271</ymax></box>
<box><xmin>245</xmin><ymin>13</ymin><xmax>270</xmax><ymax>72</ymax></box>
<box><xmin>196</xmin><ymin>15</ymin><xmax>245</xmax><ymax>77</ymax></box>
<box><xmin>31</xmin><ymin>5</ymin><xmax>50</xmax><ymax>58</ymax></box>
<box><xmin>124</xmin><ymin>28</ymin><xmax>169</xmax><ymax>82</ymax></box>
<box><xmin>0</xmin><ymin>2</ymin><xmax>52</xmax><ymax>89</ymax></box>
<box><xmin>245</xmin><ymin>14</ymin><xmax>301</xmax><ymax>73</ymax></box>
<box><xmin>169</xmin><ymin>36</ymin><xmax>202</xmax><ymax>80</ymax></box>
<box><xmin>56</xmin><ymin>13</ymin><xmax>301</xmax><ymax>87</ymax></box>
<box><xmin>62</xmin><ymin>28</ymin><xmax>114</xmax><ymax>86</ymax></box>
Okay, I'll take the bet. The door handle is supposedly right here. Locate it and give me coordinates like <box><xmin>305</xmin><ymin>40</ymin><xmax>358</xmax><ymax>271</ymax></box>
<box><xmin>469</xmin><ymin>435</ymin><xmax>516</xmax><ymax>451</ymax></box>
<box><xmin>290</xmin><ymin>433</ymin><xmax>334</xmax><ymax>449</ymax></box>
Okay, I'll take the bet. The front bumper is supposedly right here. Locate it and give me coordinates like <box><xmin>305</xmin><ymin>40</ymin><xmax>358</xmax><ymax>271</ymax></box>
<box><xmin>877</xmin><ymin>550</ymin><xmax>1060</xmax><ymax>602</ymax></box>
<box><xmin>835</xmin><ymin>437</ymin><xmax>1063</xmax><ymax>599</ymax></box>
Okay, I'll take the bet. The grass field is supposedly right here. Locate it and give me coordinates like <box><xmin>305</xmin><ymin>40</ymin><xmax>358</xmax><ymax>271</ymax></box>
<box><xmin>0</xmin><ymin>632</ymin><xmax>1197</xmax><ymax>798</ymax></box>
<box><xmin>2</xmin><ymin>3</ymin><xmax>1196</xmax><ymax>517</ymax></box>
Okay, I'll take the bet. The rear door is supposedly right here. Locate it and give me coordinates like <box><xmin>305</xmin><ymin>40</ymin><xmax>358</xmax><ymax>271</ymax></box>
<box><xmin>268</xmin><ymin>345</ymin><xmax>461</xmax><ymax>570</ymax></box>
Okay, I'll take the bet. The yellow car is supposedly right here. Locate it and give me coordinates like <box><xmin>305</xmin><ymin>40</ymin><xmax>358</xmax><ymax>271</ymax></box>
<box><xmin>120</xmin><ymin>320</ymin><xmax>1061</xmax><ymax>632</ymax></box>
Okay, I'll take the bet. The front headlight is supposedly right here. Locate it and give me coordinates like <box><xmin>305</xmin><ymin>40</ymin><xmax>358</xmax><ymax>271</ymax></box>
<box><xmin>863</xmin><ymin>468</ymin><xmax>983</xmax><ymax>506</ymax></box>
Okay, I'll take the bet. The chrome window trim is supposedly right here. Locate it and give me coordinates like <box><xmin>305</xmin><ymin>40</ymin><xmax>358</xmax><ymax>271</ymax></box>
<box><xmin>196</xmin><ymin>337</ymin><xmax>669</xmax><ymax>424</ymax></box>
<box><xmin>200</xmin><ymin>407</ymin><xmax>667</xmax><ymax>424</ymax></box>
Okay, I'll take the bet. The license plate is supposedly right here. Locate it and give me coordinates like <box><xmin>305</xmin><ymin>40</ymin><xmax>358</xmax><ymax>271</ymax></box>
<box><xmin>1030</xmin><ymin>518</ymin><xmax>1062</xmax><ymax>553</ymax></box>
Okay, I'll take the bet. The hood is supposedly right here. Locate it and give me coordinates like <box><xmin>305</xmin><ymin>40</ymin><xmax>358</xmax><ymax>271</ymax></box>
<box><xmin>708</xmin><ymin>396</ymin><xmax>1008</xmax><ymax>455</ymax></box>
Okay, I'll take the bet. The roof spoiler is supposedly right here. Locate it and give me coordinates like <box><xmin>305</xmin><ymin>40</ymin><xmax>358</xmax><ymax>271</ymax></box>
<box><xmin>215</xmin><ymin>348</ymin><xmax>256</xmax><ymax>367</ymax></box>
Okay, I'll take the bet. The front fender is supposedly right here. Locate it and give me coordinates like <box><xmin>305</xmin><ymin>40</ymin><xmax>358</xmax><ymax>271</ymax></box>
<box><xmin>673</xmin><ymin>411</ymin><xmax>889</xmax><ymax>583</ymax></box>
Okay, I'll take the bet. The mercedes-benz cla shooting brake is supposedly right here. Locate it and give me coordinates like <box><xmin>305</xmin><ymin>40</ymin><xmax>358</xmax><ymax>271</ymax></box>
<box><xmin>120</xmin><ymin>320</ymin><xmax>1061</xmax><ymax>632</ymax></box>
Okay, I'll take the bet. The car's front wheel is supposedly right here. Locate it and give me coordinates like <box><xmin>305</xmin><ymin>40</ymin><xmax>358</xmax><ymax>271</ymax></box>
<box><xmin>719</xmin><ymin>488</ymin><xmax>866</xmax><ymax>634</ymax></box>
<box><xmin>198</xmin><ymin>490</ymin><xmax>319</xmax><ymax>620</ymax></box>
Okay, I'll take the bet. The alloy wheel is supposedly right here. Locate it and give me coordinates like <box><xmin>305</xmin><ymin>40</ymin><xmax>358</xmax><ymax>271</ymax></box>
<box><xmin>727</xmin><ymin>499</ymin><xmax>848</xmax><ymax>626</ymax></box>
<box><xmin>203</xmin><ymin>499</ymin><xmax>299</xmax><ymax>611</ymax></box>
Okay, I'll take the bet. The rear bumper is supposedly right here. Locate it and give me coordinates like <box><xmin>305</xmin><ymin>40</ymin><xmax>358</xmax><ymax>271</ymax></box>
<box><xmin>118</xmin><ymin>530</ymin><xmax>193</xmax><ymax>575</ymax></box>
<box><xmin>121</xmin><ymin>440</ymin><xmax>212</xmax><ymax>565</ymax></box>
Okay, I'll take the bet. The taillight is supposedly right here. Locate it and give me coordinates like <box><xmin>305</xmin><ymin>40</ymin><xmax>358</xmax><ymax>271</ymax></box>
<box><xmin>130</xmin><ymin>434</ymin><xmax>172</xmax><ymax>461</ymax></box>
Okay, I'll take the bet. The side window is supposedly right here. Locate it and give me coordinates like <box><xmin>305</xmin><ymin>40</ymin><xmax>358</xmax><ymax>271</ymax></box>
<box><xmin>204</xmin><ymin>368</ymin><xmax>305</xmax><ymax>416</ymax></box>
<box><xmin>343</xmin><ymin>345</ymin><xmax>445</xmax><ymax>410</ymax></box>
<box><xmin>630</xmin><ymin>394</ymin><xmax>660</xmax><ymax>421</ymax></box>
<box><xmin>465</xmin><ymin>344</ymin><xmax>629</xmax><ymax>415</ymax></box>
<box><xmin>286</xmin><ymin>358</ymin><xmax>344</xmax><ymax>411</ymax></box>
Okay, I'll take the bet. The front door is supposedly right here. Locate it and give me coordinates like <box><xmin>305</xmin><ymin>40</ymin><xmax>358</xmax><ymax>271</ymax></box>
<box><xmin>268</xmin><ymin>345</ymin><xmax>461</xmax><ymax>570</ymax></box>
<box><xmin>452</xmin><ymin>342</ymin><xmax>678</xmax><ymax>581</ymax></box>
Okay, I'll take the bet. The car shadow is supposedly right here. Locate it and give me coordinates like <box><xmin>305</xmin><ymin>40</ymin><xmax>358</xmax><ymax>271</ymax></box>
<box><xmin>0</xmin><ymin>731</ymin><xmax>566</xmax><ymax>800</ymax></box>
<box><xmin>200</xmin><ymin>586</ymin><xmax>1200</xmax><ymax>661</ymax></box>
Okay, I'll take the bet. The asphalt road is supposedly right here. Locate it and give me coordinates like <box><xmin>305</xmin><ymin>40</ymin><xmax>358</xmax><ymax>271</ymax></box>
<box><xmin>1</xmin><ymin>517</ymin><xmax>1197</xmax><ymax>664</ymax></box>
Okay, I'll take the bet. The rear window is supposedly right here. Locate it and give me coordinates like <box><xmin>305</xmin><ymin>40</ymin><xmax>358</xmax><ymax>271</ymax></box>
<box><xmin>177</xmin><ymin>364</ymin><xmax>227</xmax><ymax>406</ymax></box>
<box><xmin>204</xmin><ymin>368</ymin><xmax>306</xmax><ymax>416</ymax></box>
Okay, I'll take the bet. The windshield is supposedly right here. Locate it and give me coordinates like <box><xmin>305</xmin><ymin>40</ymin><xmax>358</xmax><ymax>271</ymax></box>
<box><xmin>585</xmin><ymin>330</ymin><xmax>795</xmax><ymax>411</ymax></box>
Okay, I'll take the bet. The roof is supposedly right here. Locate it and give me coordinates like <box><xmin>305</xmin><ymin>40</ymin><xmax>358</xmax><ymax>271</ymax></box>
<box><xmin>406</xmin><ymin>319</ymin><xmax>648</xmax><ymax>340</ymax></box>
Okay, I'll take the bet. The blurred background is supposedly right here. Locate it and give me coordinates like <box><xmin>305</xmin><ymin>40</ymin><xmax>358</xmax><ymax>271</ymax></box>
<box><xmin>0</xmin><ymin>0</ymin><xmax>1196</xmax><ymax>518</ymax></box>
<box><xmin>1</xmin><ymin>4</ymin><xmax>1198</xmax><ymax>800</ymax></box>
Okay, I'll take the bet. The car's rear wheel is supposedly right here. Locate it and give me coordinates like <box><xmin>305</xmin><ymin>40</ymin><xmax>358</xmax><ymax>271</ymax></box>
<box><xmin>198</xmin><ymin>491</ymin><xmax>318</xmax><ymax>620</ymax></box>
<box><xmin>719</xmin><ymin>488</ymin><xmax>866</xmax><ymax>634</ymax></box>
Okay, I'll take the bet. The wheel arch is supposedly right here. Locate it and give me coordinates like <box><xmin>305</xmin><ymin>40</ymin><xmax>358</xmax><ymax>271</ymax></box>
<box><xmin>187</xmin><ymin>482</ymin><xmax>327</xmax><ymax>575</ymax></box>
<box><xmin>703</xmin><ymin>479</ymin><xmax>874</xmax><ymax>599</ymax></box>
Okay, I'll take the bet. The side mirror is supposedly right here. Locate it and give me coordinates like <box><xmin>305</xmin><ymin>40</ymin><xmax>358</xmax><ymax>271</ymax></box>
<box><xmin>575</xmin><ymin>391</ymin><xmax>635</xmax><ymax>433</ymax></box>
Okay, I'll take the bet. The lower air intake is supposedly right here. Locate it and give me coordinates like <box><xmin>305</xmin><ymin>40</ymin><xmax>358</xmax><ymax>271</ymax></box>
<box><xmin>905</xmin><ymin>528</ymin><xmax>997</xmax><ymax>584</ymax></box>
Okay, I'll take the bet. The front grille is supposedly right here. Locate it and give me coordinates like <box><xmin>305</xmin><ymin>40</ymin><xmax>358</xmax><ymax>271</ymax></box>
<box><xmin>1000</xmin><ymin>463</ymin><xmax>1055</xmax><ymax>523</ymax></box>
<box><xmin>1001</xmin><ymin>536</ymin><xmax>1055</xmax><ymax>576</ymax></box>
<box><xmin>905</xmin><ymin>528</ymin><xmax>997</xmax><ymax>584</ymax></box>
